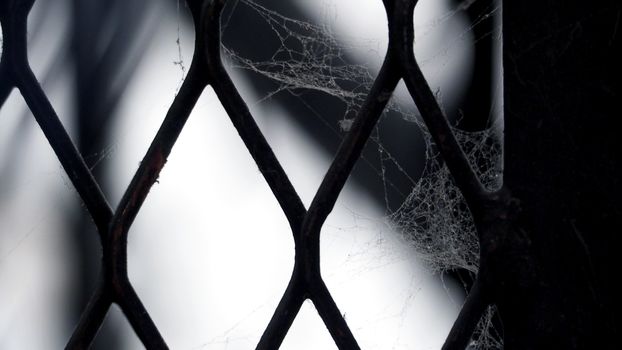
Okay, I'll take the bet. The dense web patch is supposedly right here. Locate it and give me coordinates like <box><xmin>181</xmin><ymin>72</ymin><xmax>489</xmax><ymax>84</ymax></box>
<box><xmin>388</xmin><ymin>121</ymin><xmax>503</xmax><ymax>274</ymax></box>
<box><xmin>220</xmin><ymin>0</ymin><xmax>503</xmax><ymax>348</ymax></box>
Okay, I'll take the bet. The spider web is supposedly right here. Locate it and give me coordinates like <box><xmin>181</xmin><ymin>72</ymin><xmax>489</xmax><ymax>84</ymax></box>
<box><xmin>221</xmin><ymin>0</ymin><xmax>383</xmax><ymax>127</ymax></box>
<box><xmin>220</xmin><ymin>0</ymin><xmax>503</xmax><ymax>348</ymax></box>
<box><xmin>221</xmin><ymin>0</ymin><xmax>503</xmax><ymax>275</ymax></box>
<box><xmin>388</xmin><ymin>121</ymin><xmax>503</xmax><ymax>275</ymax></box>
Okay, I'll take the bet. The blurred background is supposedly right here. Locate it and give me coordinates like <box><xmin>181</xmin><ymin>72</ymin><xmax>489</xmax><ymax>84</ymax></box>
<box><xmin>0</xmin><ymin>0</ymin><xmax>501</xmax><ymax>348</ymax></box>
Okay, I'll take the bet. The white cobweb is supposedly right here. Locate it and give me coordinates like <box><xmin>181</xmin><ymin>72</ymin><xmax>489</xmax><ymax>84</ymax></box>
<box><xmin>221</xmin><ymin>0</ymin><xmax>379</xmax><ymax>126</ymax></box>
<box><xmin>388</xmin><ymin>120</ymin><xmax>503</xmax><ymax>275</ymax></box>
<box><xmin>219</xmin><ymin>0</ymin><xmax>503</xmax><ymax>348</ymax></box>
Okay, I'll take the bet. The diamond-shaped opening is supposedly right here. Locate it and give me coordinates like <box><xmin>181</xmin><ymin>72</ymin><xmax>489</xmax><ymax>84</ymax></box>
<box><xmin>90</xmin><ymin>304</ymin><xmax>142</xmax><ymax>350</ymax></box>
<box><xmin>318</xmin><ymin>164</ymin><xmax>465</xmax><ymax>349</ymax></box>
<box><xmin>280</xmin><ymin>300</ymin><xmax>338</xmax><ymax>350</ymax></box>
<box><xmin>123</xmin><ymin>85</ymin><xmax>297</xmax><ymax>347</ymax></box>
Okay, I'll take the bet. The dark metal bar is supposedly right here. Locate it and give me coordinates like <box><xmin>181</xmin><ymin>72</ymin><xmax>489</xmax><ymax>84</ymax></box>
<box><xmin>300</xmin><ymin>55</ymin><xmax>401</xmax><ymax>264</ymax></box>
<box><xmin>104</xmin><ymin>10</ymin><xmax>210</xmax><ymax>347</ymax></box>
<box><xmin>203</xmin><ymin>0</ymin><xmax>307</xmax><ymax>235</ymax></box>
<box><xmin>15</xmin><ymin>57</ymin><xmax>114</xmax><ymax>234</ymax></box>
<box><xmin>392</xmin><ymin>0</ymin><xmax>497</xmax><ymax>346</ymax></box>
<box><xmin>310</xmin><ymin>278</ymin><xmax>361</xmax><ymax>350</ymax></box>
<box><xmin>441</xmin><ymin>278</ymin><xmax>489</xmax><ymax>350</ymax></box>
<box><xmin>2</xmin><ymin>3</ymin><xmax>114</xmax><ymax>348</ymax></box>
<box><xmin>393</xmin><ymin>0</ymin><xmax>490</xmax><ymax>213</ymax></box>
<box><xmin>114</xmin><ymin>278</ymin><xmax>168</xmax><ymax>350</ymax></box>
<box><xmin>256</xmin><ymin>272</ymin><xmax>306</xmax><ymax>350</ymax></box>
<box><xmin>65</xmin><ymin>281</ymin><xmax>113</xmax><ymax>350</ymax></box>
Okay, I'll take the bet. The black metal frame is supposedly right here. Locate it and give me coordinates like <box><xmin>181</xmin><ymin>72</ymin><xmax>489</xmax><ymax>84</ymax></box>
<box><xmin>0</xmin><ymin>0</ymin><xmax>508</xmax><ymax>348</ymax></box>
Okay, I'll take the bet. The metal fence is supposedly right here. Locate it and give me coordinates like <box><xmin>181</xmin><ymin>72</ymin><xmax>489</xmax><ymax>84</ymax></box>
<box><xmin>0</xmin><ymin>0</ymin><xmax>503</xmax><ymax>348</ymax></box>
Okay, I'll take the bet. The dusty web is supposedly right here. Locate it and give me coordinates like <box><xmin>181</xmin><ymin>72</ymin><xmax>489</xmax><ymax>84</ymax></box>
<box><xmin>389</xmin><ymin>119</ymin><xmax>504</xmax><ymax>350</ymax></box>
<box><xmin>388</xmin><ymin>119</ymin><xmax>503</xmax><ymax>274</ymax></box>
<box><xmin>220</xmin><ymin>0</ymin><xmax>503</xmax><ymax>348</ymax></box>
